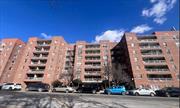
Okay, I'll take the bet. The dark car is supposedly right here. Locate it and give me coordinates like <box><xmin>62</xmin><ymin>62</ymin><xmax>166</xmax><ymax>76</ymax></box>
<box><xmin>77</xmin><ymin>85</ymin><xmax>100</xmax><ymax>94</ymax></box>
<box><xmin>155</xmin><ymin>87</ymin><xmax>180</xmax><ymax>97</ymax></box>
<box><xmin>26</xmin><ymin>83</ymin><xmax>50</xmax><ymax>92</ymax></box>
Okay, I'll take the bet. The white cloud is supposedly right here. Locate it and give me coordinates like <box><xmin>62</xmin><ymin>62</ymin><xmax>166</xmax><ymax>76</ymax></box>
<box><xmin>40</xmin><ymin>33</ymin><xmax>52</xmax><ymax>39</ymax></box>
<box><xmin>150</xmin><ymin>0</ymin><xmax>157</xmax><ymax>3</ymax></box>
<box><xmin>130</xmin><ymin>24</ymin><xmax>152</xmax><ymax>33</ymax></box>
<box><xmin>142</xmin><ymin>0</ymin><xmax>177</xmax><ymax>24</ymax></box>
<box><xmin>95</xmin><ymin>29</ymin><xmax>125</xmax><ymax>42</ymax></box>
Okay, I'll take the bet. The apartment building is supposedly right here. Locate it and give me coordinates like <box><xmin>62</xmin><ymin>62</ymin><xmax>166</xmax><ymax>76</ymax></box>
<box><xmin>0</xmin><ymin>35</ymin><xmax>116</xmax><ymax>89</ymax></box>
<box><xmin>112</xmin><ymin>31</ymin><xmax>179</xmax><ymax>90</ymax></box>
<box><xmin>13</xmin><ymin>37</ymin><xmax>69</xmax><ymax>88</ymax></box>
<box><xmin>73</xmin><ymin>40</ymin><xmax>116</xmax><ymax>85</ymax></box>
<box><xmin>0</xmin><ymin>39</ymin><xmax>25</xmax><ymax>83</ymax></box>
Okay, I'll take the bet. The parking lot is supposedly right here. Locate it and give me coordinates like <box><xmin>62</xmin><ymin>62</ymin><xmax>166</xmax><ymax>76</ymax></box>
<box><xmin>0</xmin><ymin>91</ymin><xmax>179</xmax><ymax>108</ymax></box>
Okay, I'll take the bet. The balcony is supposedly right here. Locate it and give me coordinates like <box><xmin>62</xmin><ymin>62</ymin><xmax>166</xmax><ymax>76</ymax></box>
<box><xmin>83</xmin><ymin>78</ymin><xmax>102</xmax><ymax>83</ymax></box>
<box><xmin>148</xmin><ymin>78</ymin><xmax>172</xmax><ymax>81</ymax></box>
<box><xmin>27</xmin><ymin>70</ymin><xmax>44</xmax><ymax>74</ymax></box>
<box><xmin>146</xmin><ymin>68</ymin><xmax>169</xmax><ymax>72</ymax></box>
<box><xmin>32</xmin><ymin>55</ymin><xmax>48</xmax><ymax>59</ymax></box>
<box><xmin>143</xmin><ymin>60</ymin><xmax>166</xmax><ymax>65</ymax></box>
<box><xmin>84</xmin><ymin>72</ymin><xmax>101</xmax><ymax>76</ymax></box>
<box><xmin>34</xmin><ymin>48</ymin><xmax>50</xmax><ymax>53</ymax></box>
<box><xmin>140</xmin><ymin>46</ymin><xmax>161</xmax><ymax>50</ymax></box>
<box><xmin>85</xmin><ymin>44</ymin><xmax>100</xmax><ymax>49</ymax></box>
<box><xmin>37</xmin><ymin>40</ymin><xmax>51</xmax><ymax>46</ymax></box>
<box><xmin>138</xmin><ymin>39</ymin><xmax>158</xmax><ymax>43</ymax></box>
<box><xmin>29</xmin><ymin>62</ymin><xmax>46</xmax><ymax>66</ymax></box>
<box><xmin>85</xmin><ymin>65</ymin><xmax>101</xmax><ymax>68</ymax></box>
<box><xmin>24</xmin><ymin>77</ymin><xmax>43</xmax><ymax>82</ymax></box>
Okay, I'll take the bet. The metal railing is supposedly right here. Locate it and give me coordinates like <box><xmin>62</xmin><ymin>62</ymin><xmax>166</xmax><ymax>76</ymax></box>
<box><xmin>148</xmin><ymin>78</ymin><xmax>172</xmax><ymax>80</ymax></box>
<box><xmin>26</xmin><ymin>77</ymin><xmax>43</xmax><ymax>80</ymax></box>
<box><xmin>139</xmin><ymin>39</ymin><xmax>157</xmax><ymax>42</ymax></box>
<box><xmin>140</xmin><ymin>46</ymin><xmax>161</xmax><ymax>49</ymax></box>
<box><xmin>146</xmin><ymin>69</ymin><xmax>169</xmax><ymax>71</ymax></box>
<box><xmin>143</xmin><ymin>60</ymin><xmax>166</xmax><ymax>63</ymax></box>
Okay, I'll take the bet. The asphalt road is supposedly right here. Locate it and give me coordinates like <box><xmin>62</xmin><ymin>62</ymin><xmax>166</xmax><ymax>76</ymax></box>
<box><xmin>0</xmin><ymin>91</ymin><xmax>179</xmax><ymax>108</ymax></box>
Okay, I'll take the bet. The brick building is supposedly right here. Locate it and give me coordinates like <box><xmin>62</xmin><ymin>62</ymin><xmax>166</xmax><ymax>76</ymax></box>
<box><xmin>0</xmin><ymin>39</ymin><xmax>25</xmax><ymax>83</ymax></box>
<box><xmin>1</xmin><ymin>36</ymin><xmax>115</xmax><ymax>89</ymax></box>
<box><xmin>73</xmin><ymin>40</ymin><xmax>116</xmax><ymax>85</ymax></box>
<box><xmin>112</xmin><ymin>31</ymin><xmax>179</xmax><ymax>90</ymax></box>
<box><xmin>0</xmin><ymin>30</ymin><xmax>179</xmax><ymax>90</ymax></box>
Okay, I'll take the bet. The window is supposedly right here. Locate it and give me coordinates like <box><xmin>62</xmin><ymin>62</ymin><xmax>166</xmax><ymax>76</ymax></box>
<box><xmin>103</xmin><ymin>56</ymin><xmax>108</xmax><ymax>60</ymax></box>
<box><xmin>163</xmin><ymin>42</ymin><xmax>167</xmax><ymax>47</ymax></box>
<box><xmin>172</xmin><ymin>65</ymin><xmax>177</xmax><ymax>70</ymax></box>
<box><xmin>134</xmin><ymin>58</ymin><xmax>138</xmax><ymax>62</ymax></box>
<box><xmin>169</xmin><ymin>56</ymin><xmax>173</xmax><ymax>62</ymax></box>
<box><xmin>131</xmin><ymin>43</ymin><xmax>134</xmax><ymax>47</ymax></box>
<box><xmin>136</xmin><ymin>65</ymin><xmax>140</xmax><ymax>70</ymax></box>
<box><xmin>133</xmin><ymin>50</ymin><xmax>136</xmax><ymax>54</ymax></box>
<box><xmin>129</xmin><ymin>37</ymin><xmax>133</xmax><ymax>40</ymax></box>
<box><xmin>9</xmin><ymin>67</ymin><xmax>12</xmax><ymax>70</ymax></box>
<box><xmin>136</xmin><ymin>74</ymin><xmax>142</xmax><ymax>79</ymax></box>
<box><xmin>166</xmin><ymin>49</ymin><xmax>171</xmax><ymax>54</ymax></box>
<box><xmin>177</xmin><ymin>74</ymin><xmax>180</xmax><ymax>80</ymax></box>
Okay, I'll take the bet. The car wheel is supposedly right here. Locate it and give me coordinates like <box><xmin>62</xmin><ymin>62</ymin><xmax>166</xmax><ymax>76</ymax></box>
<box><xmin>66</xmin><ymin>90</ymin><xmax>69</xmax><ymax>93</ymax></box>
<box><xmin>166</xmin><ymin>92</ymin><xmax>170</xmax><ymax>97</ymax></box>
<box><xmin>38</xmin><ymin>88</ymin><xmax>43</xmax><ymax>92</ymax></box>
<box><xmin>107</xmin><ymin>91</ymin><xmax>111</xmax><ymax>95</ymax></box>
<box><xmin>122</xmin><ymin>92</ymin><xmax>125</xmax><ymax>95</ymax></box>
<box><xmin>92</xmin><ymin>90</ymin><xmax>96</xmax><ymax>94</ymax></box>
<box><xmin>52</xmin><ymin>89</ymin><xmax>56</xmax><ymax>92</ymax></box>
<box><xmin>9</xmin><ymin>87</ymin><xmax>13</xmax><ymax>91</ymax></box>
<box><xmin>25</xmin><ymin>87</ymin><xmax>29</xmax><ymax>91</ymax></box>
<box><xmin>135</xmin><ymin>92</ymin><xmax>139</xmax><ymax>96</ymax></box>
<box><xmin>150</xmin><ymin>93</ymin><xmax>155</xmax><ymax>97</ymax></box>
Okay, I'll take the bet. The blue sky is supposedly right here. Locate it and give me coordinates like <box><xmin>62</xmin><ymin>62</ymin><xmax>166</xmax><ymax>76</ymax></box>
<box><xmin>0</xmin><ymin>0</ymin><xmax>179</xmax><ymax>43</ymax></box>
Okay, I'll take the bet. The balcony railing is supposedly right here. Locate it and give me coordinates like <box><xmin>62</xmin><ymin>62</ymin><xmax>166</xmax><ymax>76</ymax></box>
<box><xmin>85</xmin><ymin>65</ymin><xmax>101</xmax><ymax>68</ymax></box>
<box><xmin>84</xmin><ymin>72</ymin><xmax>101</xmax><ymax>76</ymax></box>
<box><xmin>141</xmin><ymin>53</ymin><xmax>163</xmax><ymax>56</ymax></box>
<box><xmin>30</xmin><ymin>62</ymin><xmax>46</xmax><ymax>65</ymax></box>
<box><xmin>37</xmin><ymin>43</ymin><xmax>50</xmax><ymax>46</ymax></box>
<box><xmin>139</xmin><ymin>39</ymin><xmax>157</xmax><ymax>42</ymax></box>
<box><xmin>84</xmin><ymin>78</ymin><xmax>102</xmax><ymax>81</ymax></box>
<box><xmin>143</xmin><ymin>60</ymin><xmax>166</xmax><ymax>63</ymax></box>
<box><xmin>35</xmin><ymin>49</ymin><xmax>50</xmax><ymax>52</ymax></box>
<box><xmin>148</xmin><ymin>78</ymin><xmax>172</xmax><ymax>81</ymax></box>
<box><xmin>25</xmin><ymin>77</ymin><xmax>43</xmax><ymax>81</ymax></box>
<box><xmin>146</xmin><ymin>69</ymin><xmax>169</xmax><ymax>72</ymax></box>
<box><xmin>140</xmin><ymin>46</ymin><xmax>161</xmax><ymax>49</ymax></box>
<box><xmin>28</xmin><ymin>70</ymin><xmax>44</xmax><ymax>74</ymax></box>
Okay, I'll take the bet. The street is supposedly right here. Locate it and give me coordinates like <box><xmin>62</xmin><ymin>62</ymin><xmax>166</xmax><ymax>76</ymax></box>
<box><xmin>0</xmin><ymin>91</ymin><xmax>179</xmax><ymax>108</ymax></box>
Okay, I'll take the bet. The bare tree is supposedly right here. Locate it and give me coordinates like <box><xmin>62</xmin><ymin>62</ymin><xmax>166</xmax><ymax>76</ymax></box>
<box><xmin>103</xmin><ymin>61</ymin><xmax>112</xmax><ymax>88</ymax></box>
<box><xmin>59</xmin><ymin>50</ymin><xmax>74</xmax><ymax>86</ymax></box>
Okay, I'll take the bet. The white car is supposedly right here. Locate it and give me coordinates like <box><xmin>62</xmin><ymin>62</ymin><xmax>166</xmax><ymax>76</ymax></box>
<box><xmin>52</xmin><ymin>86</ymin><xmax>75</xmax><ymax>93</ymax></box>
<box><xmin>1</xmin><ymin>83</ymin><xmax>22</xmax><ymax>90</ymax></box>
<box><xmin>128</xmin><ymin>88</ymin><xmax>156</xmax><ymax>96</ymax></box>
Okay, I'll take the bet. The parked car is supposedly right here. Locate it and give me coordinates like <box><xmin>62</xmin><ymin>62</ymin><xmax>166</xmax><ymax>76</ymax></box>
<box><xmin>155</xmin><ymin>87</ymin><xmax>180</xmax><ymax>97</ymax></box>
<box><xmin>1</xmin><ymin>83</ymin><xmax>22</xmax><ymax>90</ymax></box>
<box><xmin>128</xmin><ymin>88</ymin><xmax>155</xmax><ymax>96</ymax></box>
<box><xmin>77</xmin><ymin>85</ymin><xmax>100</xmax><ymax>94</ymax></box>
<box><xmin>0</xmin><ymin>83</ymin><xmax>4</xmax><ymax>90</ymax></box>
<box><xmin>104</xmin><ymin>86</ymin><xmax>126</xmax><ymax>95</ymax></box>
<box><xmin>26</xmin><ymin>83</ymin><xmax>50</xmax><ymax>92</ymax></box>
<box><xmin>52</xmin><ymin>86</ymin><xmax>75</xmax><ymax>93</ymax></box>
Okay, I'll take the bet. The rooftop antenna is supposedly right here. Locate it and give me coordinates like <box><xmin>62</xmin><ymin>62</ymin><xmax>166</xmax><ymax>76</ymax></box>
<box><xmin>171</xmin><ymin>26</ymin><xmax>176</xmax><ymax>31</ymax></box>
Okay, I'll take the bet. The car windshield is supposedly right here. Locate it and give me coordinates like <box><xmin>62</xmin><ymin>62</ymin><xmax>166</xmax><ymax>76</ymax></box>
<box><xmin>5</xmin><ymin>83</ymin><xmax>14</xmax><ymax>85</ymax></box>
<box><xmin>161</xmin><ymin>87</ymin><xmax>168</xmax><ymax>90</ymax></box>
